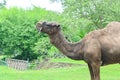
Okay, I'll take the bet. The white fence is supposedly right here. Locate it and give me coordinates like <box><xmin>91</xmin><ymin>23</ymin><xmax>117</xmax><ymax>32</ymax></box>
<box><xmin>6</xmin><ymin>59</ymin><xmax>28</xmax><ymax>70</ymax></box>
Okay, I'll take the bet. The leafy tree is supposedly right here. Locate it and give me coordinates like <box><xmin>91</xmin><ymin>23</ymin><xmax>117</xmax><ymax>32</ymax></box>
<box><xmin>0</xmin><ymin>8</ymin><xmax>64</xmax><ymax>60</ymax></box>
<box><xmin>33</xmin><ymin>37</ymin><xmax>51</xmax><ymax>59</ymax></box>
<box><xmin>0</xmin><ymin>0</ymin><xmax>6</xmax><ymax>9</ymax></box>
<box><xmin>61</xmin><ymin>0</ymin><xmax>120</xmax><ymax>28</ymax></box>
<box><xmin>0</xmin><ymin>8</ymin><xmax>39</xmax><ymax>60</ymax></box>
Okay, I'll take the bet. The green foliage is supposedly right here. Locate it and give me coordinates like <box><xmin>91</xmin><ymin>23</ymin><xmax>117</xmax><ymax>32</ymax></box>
<box><xmin>33</xmin><ymin>36</ymin><xmax>62</xmax><ymax>59</ymax></box>
<box><xmin>62</xmin><ymin>0</ymin><xmax>120</xmax><ymax>28</ymax></box>
<box><xmin>48</xmin><ymin>46</ymin><xmax>60</xmax><ymax>58</ymax></box>
<box><xmin>0</xmin><ymin>7</ymin><xmax>61</xmax><ymax>60</ymax></box>
<box><xmin>33</xmin><ymin>37</ymin><xmax>51</xmax><ymax>59</ymax></box>
<box><xmin>0</xmin><ymin>0</ymin><xmax>6</xmax><ymax>9</ymax></box>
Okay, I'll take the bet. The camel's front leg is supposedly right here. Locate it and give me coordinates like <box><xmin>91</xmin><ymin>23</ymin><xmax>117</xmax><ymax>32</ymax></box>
<box><xmin>88</xmin><ymin>64</ymin><xmax>94</xmax><ymax>80</ymax></box>
<box><xmin>89</xmin><ymin>62</ymin><xmax>101</xmax><ymax>80</ymax></box>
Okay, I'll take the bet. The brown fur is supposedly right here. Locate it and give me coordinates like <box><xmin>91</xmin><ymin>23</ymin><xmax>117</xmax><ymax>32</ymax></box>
<box><xmin>36</xmin><ymin>21</ymin><xmax>120</xmax><ymax>80</ymax></box>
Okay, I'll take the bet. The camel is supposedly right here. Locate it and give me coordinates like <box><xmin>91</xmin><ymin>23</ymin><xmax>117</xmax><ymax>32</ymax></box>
<box><xmin>36</xmin><ymin>21</ymin><xmax>120</xmax><ymax>80</ymax></box>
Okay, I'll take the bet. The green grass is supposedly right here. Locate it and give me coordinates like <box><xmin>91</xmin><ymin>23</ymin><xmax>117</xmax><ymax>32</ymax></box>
<box><xmin>0</xmin><ymin>66</ymin><xmax>88</xmax><ymax>80</ymax></box>
<box><xmin>0</xmin><ymin>58</ymin><xmax>120</xmax><ymax>80</ymax></box>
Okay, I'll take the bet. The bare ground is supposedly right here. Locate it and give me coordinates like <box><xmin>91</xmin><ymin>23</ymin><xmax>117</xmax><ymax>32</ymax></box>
<box><xmin>35</xmin><ymin>60</ymin><xmax>86</xmax><ymax>70</ymax></box>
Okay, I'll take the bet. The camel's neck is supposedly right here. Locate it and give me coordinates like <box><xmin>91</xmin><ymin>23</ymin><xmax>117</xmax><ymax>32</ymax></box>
<box><xmin>48</xmin><ymin>31</ymin><xmax>84</xmax><ymax>60</ymax></box>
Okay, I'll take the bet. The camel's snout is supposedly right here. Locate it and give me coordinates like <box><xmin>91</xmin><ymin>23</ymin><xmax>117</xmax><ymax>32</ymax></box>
<box><xmin>36</xmin><ymin>21</ymin><xmax>46</xmax><ymax>32</ymax></box>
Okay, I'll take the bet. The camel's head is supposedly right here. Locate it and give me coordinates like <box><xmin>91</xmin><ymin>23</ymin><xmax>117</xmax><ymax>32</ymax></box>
<box><xmin>36</xmin><ymin>21</ymin><xmax>60</xmax><ymax>35</ymax></box>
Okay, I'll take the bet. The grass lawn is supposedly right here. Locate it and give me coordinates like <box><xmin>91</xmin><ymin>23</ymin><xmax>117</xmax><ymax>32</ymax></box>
<box><xmin>0</xmin><ymin>58</ymin><xmax>120</xmax><ymax>80</ymax></box>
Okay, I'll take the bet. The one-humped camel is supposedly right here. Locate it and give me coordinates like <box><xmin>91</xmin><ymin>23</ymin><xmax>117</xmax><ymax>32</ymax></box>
<box><xmin>36</xmin><ymin>21</ymin><xmax>120</xmax><ymax>80</ymax></box>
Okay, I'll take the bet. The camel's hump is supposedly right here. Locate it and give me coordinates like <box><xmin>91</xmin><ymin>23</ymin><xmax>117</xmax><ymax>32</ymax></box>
<box><xmin>105</xmin><ymin>22</ymin><xmax>120</xmax><ymax>34</ymax></box>
<box><xmin>85</xmin><ymin>22</ymin><xmax>120</xmax><ymax>39</ymax></box>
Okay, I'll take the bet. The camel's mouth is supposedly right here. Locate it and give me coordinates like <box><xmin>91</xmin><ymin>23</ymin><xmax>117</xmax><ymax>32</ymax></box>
<box><xmin>36</xmin><ymin>21</ymin><xmax>46</xmax><ymax>32</ymax></box>
<box><xmin>37</xmin><ymin>27</ymin><xmax>42</xmax><ymax>32</ymax></box>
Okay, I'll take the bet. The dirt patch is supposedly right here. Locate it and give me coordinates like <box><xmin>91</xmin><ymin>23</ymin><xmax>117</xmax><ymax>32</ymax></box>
<box><xmin>35</xmin><ymin>61</ymin><xmax>86</xmax><ymax>70</ymax></box>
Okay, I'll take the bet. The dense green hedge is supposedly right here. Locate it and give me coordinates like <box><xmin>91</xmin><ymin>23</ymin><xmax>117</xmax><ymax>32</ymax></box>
<box><xmin>0</xmin><ymin>7</ymin><xmax>61</xmax><ymax>60</ymax></box>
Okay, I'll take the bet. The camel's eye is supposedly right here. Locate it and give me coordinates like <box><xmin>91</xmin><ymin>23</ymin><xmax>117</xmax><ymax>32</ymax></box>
<box><xmin>46</xmin><ymin>24</ymin><xmax>51</xmax><ymax>27</ymax></box>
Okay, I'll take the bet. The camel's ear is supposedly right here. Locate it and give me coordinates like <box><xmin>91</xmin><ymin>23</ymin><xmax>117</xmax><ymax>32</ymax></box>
<box><xmin>42</xmin><ymin>22</ymin><xmax>47</xmax><ymax>26</ymax></box>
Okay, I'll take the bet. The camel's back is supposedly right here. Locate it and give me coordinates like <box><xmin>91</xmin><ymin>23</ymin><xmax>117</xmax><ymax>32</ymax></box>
<box><xmin>85</xmin><ymin>22</ymin><xmax>120</xmax><ymax>38</ymax></box>
<box><xmin>105</xmin><ymin>22</ymin><xmax>120</xmax><ymax>35</ymax></box>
